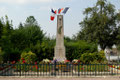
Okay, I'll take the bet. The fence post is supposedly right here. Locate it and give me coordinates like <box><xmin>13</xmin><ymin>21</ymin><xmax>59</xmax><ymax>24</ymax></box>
<box><xmin>20</xmin><ymin>64</ymin><xmax>21</xmax><ymax>76</ymax></box>
<box><xmin>54</xmin><ymin>61</ymin><xmax>56</xmax><ymax>76</ymax></box>
<box><xmin>111</xmin><ymin>64</ymin><xmax>113</xmax><ymax>75</ymax></box>
<box><xmin>95</xmin><ymin>64</ymin><xmax>96</xmax><ymax>76</ymax></box>
<box><xmin>78</xmin><ymin>63</ymin><xmax>80</xmax><ymax>76</ymax></box>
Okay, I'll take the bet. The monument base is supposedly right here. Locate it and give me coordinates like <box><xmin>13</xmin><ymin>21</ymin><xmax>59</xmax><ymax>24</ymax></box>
<box><xmin>53</xmin><ymin>57</ymin><xmax>66</xmax><ymax>62</ymax></box>
<box><xmin>54</xmin><ymin>46</ymin><xmax>66</xmax><ymax>62</ymax></box>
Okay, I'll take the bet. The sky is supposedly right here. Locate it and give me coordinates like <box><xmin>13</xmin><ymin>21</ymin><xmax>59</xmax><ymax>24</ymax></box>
<box><xmin>0</xmin><ymin>0</ymin><xmax>120</xmax><ymax>38</ymax></box>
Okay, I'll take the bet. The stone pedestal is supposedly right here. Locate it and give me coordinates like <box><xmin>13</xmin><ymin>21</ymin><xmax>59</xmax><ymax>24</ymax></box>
<box><xmin>54</xmin><ymin>15</ymin><xmax>66</xmax><ymax>61</ymax></box>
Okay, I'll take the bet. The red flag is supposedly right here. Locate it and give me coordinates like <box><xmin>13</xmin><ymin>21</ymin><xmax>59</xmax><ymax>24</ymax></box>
<box><xmin>50</xmin><ymin>8</ymin><xmax>57</xmax><ymax>21</ymax></box>
<box><xmin>50</xmin><ymin>16</ymin><xmax>55</xmax><ymax>21</ymax></box>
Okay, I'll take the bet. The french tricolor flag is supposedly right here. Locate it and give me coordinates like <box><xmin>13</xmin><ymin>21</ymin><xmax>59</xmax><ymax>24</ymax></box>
<box><xmin>50</xmin><ymin>7</ymin><xmax>69</xmax><ymax>21</ymax></box>
<box><xmin>50</xmin><ymin>9</ymin><xmax>57</xmax><ymax>21</ymax></box>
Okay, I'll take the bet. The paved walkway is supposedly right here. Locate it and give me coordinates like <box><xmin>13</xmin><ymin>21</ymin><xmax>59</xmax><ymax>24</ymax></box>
<box><xmin>0</xmin><ymin>77</ymin><xmax>120</xmax><ymax>80</ymax></box>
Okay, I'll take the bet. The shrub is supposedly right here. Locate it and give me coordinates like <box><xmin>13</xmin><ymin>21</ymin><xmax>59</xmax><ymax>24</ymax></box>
<box><xmin>80</xmin><ymin>51</ymin><xmax>106</xmax><ymax>64</ymax></box>
<box><xmin>0</xmin><ymin>47</ymin><xmax>3</xmax><ymax>63</ymax></box>
<box><xmin>65</xmin><ymin>40</ymin><xmax>97</xmax><ymax>61</ymax></box>
<box><xmin>80</xmin><ymin>53</ymin><xmax>95</xmax><ymax>64</ymax></box>
<box><xmin>20</xmin><ymin>51</ymin><xmax>37</xmax><ymax>64</ymax></box>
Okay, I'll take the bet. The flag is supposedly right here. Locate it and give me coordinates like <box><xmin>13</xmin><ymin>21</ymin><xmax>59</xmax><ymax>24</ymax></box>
<box><xmin>51</xmin><ymin>8</ymin><xmax>55</xmax><ymax>14</ymax></box>
<box><xmin>50</xmin><ymin>16</ymin><xmax>55</xmax><ymax>21</ymax></box>
<box><xmin>58</xmin><ymin>8</ymin><xmax>61</xmax><ymax>13</ymax></box>
<box><xmin>50</xmin><ymin>13</ymin><xmax>56</xmax><ymax>21</ymax></box>
<box><xmin>58</xmin><ymin>8</ymin><xmax>64</xmax><ymax>14</ymax></box>
<box><xmin>50</xmin><ymin>9</ymin><xmax>57</xmax><ymax>21</ymax></box>
<box><xmin>62</xmin><ymin>7</ymin><xmax>69</xmax><ymax>14</ymax></box>
<box><xmin>54</xmin><ymin>10</ymin><xmax>57</xmax><ymax>14</ymax></box>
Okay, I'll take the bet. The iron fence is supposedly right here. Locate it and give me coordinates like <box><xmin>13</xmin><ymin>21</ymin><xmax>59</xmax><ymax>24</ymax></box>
<box><xmin>0</xmin><ymin>63</ymin><xmax>120</xmax><ymax>77</ymax></box>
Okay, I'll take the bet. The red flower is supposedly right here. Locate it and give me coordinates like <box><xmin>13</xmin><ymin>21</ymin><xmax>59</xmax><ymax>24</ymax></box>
<box><xmin>35</xmin><ymin>62</ymin><xmax>37</xmax><ymax>64</ymax></box>
<box><xmin>33</xmin><ymin>66</ymin><xmax>35</xmax><ymax>68</ymax></box>
<box><xmin>78</xmin><ymin>60</ymin><xmax>80</xmax><ymax>63</ymax></box>
<box><xmin>36</xmin><ymin>66</ymin><xmax>38</xmax><ymax>69</ymax></box>
<box><xmin>81</xmin><ymin>68</ymin><xmax>84</xmax><ymax>70</ymax></box>
<box><xmin>65</xmin><ymin>60</ymin><xmax>70</xmax><ymax>63</ymax></box>
<box><xmin>108</xmin><ymin>65</ymin><xmax>110</xmax><ymax>67</ymax></box>
<box><xmin>12</xmin><ymin>61</ymin><xmax>16</xmax><ymax>64</ymax></box>
<box><xmin>14</xmin><ymin>66</ymin><xmax>16</xmax><ymax>69</ymax></box>
<box><xmin>21</xmin><ymin>58</ymin><xmax>24</xmax><ymax>60</ymax></box>
<box><xmin>22</xmin><ymin>60</ymin><xmax>26</xmax><ymax>63</ymax></box>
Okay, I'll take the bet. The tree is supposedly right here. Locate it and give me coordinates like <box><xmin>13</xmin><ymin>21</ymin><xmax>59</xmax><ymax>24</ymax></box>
<box><xmin>11</xmin><ymin>16</ymin><xmax>45</xmax><ymax>50</ymax></box>
<box><xmin>0</xmin><ymin>20</ymin><xmax>3</xmax><ymax>39</ymax></box>
<box><xmin>18</xmin><ymin>22</ymin><xmax>23</xmax><ymax>29</ymax></box>
<box><xmin>0</xmin><ymin>16</ymin><xmax>14</xmax><ymax>62</ymax></box>
<box><xmin>116</xmin><ymin>11</ymin><xmax>120</xmax><ymax>50</ymax></box>
<box><xmin>24</xmin><ymin>16</ymin><xmax>38</xmax><ymax>27</ymax></box>
<box><xmin>77</xmin><ymin>0</ymin><xmax>119</xmax><ymax>50</ymax></box>
<box><xmin>10</xmin><ymin>16</ymin><xmax>45</xmax><ymax>61</ymax></box>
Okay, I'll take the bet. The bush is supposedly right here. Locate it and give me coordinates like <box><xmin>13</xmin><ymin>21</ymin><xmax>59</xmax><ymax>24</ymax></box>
<box><xmin>80</xmin><ymin>51</ymin><xmax>106</xmax><ymax>64</ymax></box>
<box><xmin>65</xmin><ymin>40</ymin><xmax>97</xmax><ymax>61</ymax></box>
<box><xmin>20</xmin><ymin>51</ymin><xmax>37</xmax><ymax>64</ymax></box>
<box><xmin>0</xmin><ymin>47</ymin><xmax>3</xmax><ymax>63</ymax></box>
<box><xmin>80</xmin><ymin>53</ymin><xmax>95</xmax><ymax>64</ymax></box>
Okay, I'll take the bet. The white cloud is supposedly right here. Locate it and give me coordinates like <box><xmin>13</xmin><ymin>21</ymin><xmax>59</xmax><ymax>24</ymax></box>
<box><xmin>0</xmin><ymin>0</ymin><xmax>72</xmax><ymax>4</ymax></box>
<box><xmin>0</xmin><ymin>7</ymin><xmax>7</xmax><ymax>16</ymax></box>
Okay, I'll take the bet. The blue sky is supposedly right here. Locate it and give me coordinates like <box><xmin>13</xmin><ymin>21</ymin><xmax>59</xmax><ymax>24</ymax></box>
<box><xmin>0</xmin><ymin>0</ymin><xmax>120</xmax><ymax>38</ymax></box>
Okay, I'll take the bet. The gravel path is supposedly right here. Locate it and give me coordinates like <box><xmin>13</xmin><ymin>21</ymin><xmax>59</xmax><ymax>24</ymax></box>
<box><xmin>0</xmin><ymin>77</ymin><xmax>120</xmax><ymax>80</ymax></box>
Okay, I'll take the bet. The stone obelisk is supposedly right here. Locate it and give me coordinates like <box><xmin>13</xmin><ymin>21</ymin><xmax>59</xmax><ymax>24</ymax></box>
<box><xmin>54</xmin><ymin>15</ymin><xmax>66</xmax><ymax>61</ymax></box>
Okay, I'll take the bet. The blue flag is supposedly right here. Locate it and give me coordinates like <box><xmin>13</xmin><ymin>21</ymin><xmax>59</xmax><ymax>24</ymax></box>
<box><xmin>51</xmin><ymin>8</ymin><xmax>55</xmax><ymax>14</ymax></box>
<box><xmin>62</xmin><ymin>7</ymin><xmax>69</xmax><ymax>14</ymax></box>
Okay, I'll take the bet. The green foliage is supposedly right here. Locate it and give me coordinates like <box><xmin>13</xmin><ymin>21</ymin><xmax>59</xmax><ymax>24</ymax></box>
<box><xmin>65</xmin><ymin>40</ymin><xmax>97</xmax><ymax>61</ymax></box>
<box><xmin>0</xmin><ymin>47</ymin><xmax>3</xmax><ymax>63</ymax></box>
<box><xmin>117</xmin><ymin>45</ymin><xmax>120</xmax><ymax>51</ymax></box>
<box><xmin>117</xmin><ymin>27</ymin><xmax>120</xmax><ymax>45</ymax></box>
<box><xmin>32</xmin><ymin>38</ymin><xmax>55</xmax><ymax>61</ymax></box>
<box><xmin>1</xmin><ymin>48</ymin><xmax>21</xmax><ymax>62</ymax></box>
<box><xmin>11</xmin><ymin>20</ymin><xmax>44</xmax><ymax>50</ymax></box>
<box><xmin>0</xmin><ymin>20</ymin><xmax>3</xmax><ymax>39</ymax></box>
<box><xmin>25</xmin><ymin>16</ymin><xmax>37</xmax><ymax>26</ymax></box>
<box><xmin>0</xmin><ymin>16</ymin><xmax>14</xmax><ymax>62</ymax></box>
<box><xmin>80</xmin><ymin>51</ymin><xmax>106</xmax><ymax>64</ymax></box>
<box><xmin>0</xmin><ymin>15</ymin><xmax>46</xmax><ymax>62</ymax></box>
<box><xmin>77</xmin><ymin>0</ymin><xmax>119</xmax><ymax>50</ymax></box>
<box><xmin>21</xmin><ymin>51</ymin><xmax>37</xmax><ymax>64</ymax></box>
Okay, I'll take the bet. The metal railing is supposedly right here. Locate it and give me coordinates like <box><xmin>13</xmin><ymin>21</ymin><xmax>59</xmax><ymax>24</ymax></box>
<box><xmin>0</xmin><ymin>63</ymin><xmax>120</xmax><ymax>77</ymax></box>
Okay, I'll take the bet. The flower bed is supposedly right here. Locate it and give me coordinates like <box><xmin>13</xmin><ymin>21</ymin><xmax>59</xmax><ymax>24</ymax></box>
<box><xmin>108</xmin><ymin>65</ymin><xmax>120</xmax><ymax>70</ymax></box>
